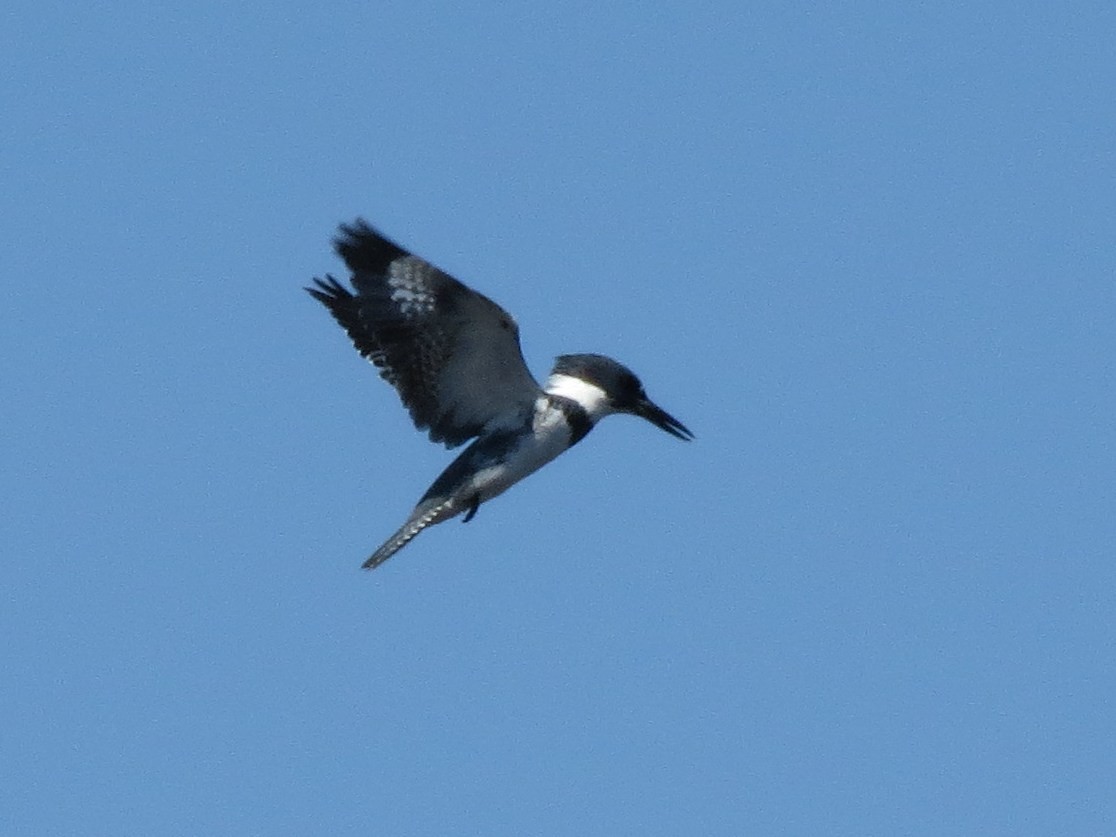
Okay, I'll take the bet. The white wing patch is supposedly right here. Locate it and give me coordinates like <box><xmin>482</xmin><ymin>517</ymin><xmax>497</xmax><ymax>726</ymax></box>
<box><xmin>388</xmin><ymin>263</ymin><xmax>437</xmax><ymax>316</ymax></box>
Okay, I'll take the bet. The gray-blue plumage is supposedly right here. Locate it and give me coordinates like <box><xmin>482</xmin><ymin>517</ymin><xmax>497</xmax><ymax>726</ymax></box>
<box><xmin>307</xmin><ymin>220</ymin><xmax>693</xmax><ymax>569</ymax></box>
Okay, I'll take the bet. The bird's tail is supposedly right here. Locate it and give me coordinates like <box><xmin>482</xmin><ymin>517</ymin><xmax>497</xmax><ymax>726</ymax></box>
<box><xmin>363</xmin><ymin>497</ymin><xmax>457</xmax><ymax>570</ymax></box>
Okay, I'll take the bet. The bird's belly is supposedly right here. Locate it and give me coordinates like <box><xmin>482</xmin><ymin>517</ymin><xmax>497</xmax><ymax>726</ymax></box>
<box><xmin>470</xmin><ymin>431</ymin><xmax>570</xmax><ymax>504</ymax></box>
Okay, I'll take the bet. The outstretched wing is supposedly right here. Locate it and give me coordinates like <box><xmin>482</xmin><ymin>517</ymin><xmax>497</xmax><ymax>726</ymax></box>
<box><xmin>307</xmin><ymin>220</ymin><xmax>540</xmax><ymax>447</ymax></box>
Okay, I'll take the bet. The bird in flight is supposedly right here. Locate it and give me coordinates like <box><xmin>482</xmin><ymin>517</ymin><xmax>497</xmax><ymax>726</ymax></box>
<box><xmin>307</xmin><ymin>220</ymin><xmax>693</xmax><ymax>569</ymax></box>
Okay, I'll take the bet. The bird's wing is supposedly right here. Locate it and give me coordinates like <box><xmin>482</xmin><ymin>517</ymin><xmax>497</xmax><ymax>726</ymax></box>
<box><xmin>307</xmin><ymin>220</ymin><xmax>541</xmax><ymax>447</ymax></box>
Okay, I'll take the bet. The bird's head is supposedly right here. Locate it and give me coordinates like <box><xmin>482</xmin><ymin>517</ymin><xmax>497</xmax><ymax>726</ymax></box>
<box><xmin>547</xmin><ymin>353</ymin><xmax>693</xmax><ymax>440</ymax></box>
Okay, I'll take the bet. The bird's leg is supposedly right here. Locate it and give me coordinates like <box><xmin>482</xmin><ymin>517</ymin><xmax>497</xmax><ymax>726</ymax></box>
<box><xmin>461</xmin><ymin>495</ymin><xmax>480</xmax><ymax>523</ymax></box>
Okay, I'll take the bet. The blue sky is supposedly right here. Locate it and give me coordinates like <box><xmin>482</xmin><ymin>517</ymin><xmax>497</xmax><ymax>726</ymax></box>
<box><xmin>4</xmin><ymin>1</ymin><xmax>1114</xmax><ymax>833</ymax></box>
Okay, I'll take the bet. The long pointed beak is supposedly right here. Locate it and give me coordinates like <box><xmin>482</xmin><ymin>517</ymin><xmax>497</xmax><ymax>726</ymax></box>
<box><xmin>634</xmin><ymin>398</ymin><xmax>694</xmax><ymax>441</ymax></box>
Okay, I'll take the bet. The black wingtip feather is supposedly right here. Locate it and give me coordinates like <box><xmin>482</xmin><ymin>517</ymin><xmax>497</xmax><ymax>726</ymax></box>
<box><xmin>334</xmin><ymin>219</ymin><xmax>410</xmax><ymax>276</ymax></box>
<box><xmin>305</xmin><ymin>275</ymin><xmax>365</xmax><ymax>343</ymax></box>
<box><xmin>304</xmin><ymin>275</ymin><xmax>350</xmax><ymax>304</ymax></box>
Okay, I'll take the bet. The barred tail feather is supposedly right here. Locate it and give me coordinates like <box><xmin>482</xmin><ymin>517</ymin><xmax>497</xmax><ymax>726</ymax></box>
<box><xmin>362</xmin><ymin>498</ymin><xmax>457</xmax><ymax>570</ymax></box>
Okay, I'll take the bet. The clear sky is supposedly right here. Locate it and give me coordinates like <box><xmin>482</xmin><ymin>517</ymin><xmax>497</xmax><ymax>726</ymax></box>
<box><xmin>4</xmin><ymin>2</ymin><xmax>1114</xmax><ymax>834</ymax></box>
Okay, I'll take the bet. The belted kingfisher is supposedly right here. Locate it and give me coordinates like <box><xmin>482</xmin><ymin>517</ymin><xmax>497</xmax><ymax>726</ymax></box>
<box><xmin>307</xmin><ymin>220</ymin><xmax>693</xmax><ymax>569</ymax></box>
